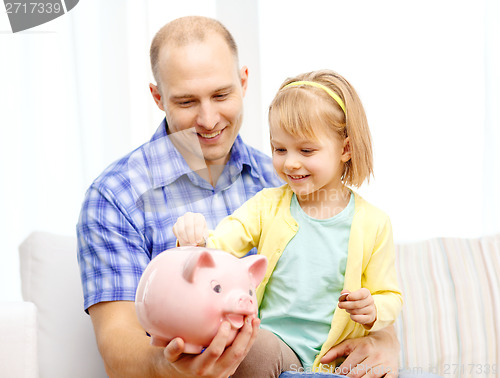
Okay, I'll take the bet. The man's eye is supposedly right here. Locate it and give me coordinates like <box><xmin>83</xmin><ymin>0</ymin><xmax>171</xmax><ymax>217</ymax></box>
<box><xmin>214</xmin><ymin>93</ymin><xmax>229</xmax><ymax>100</ymax></box>
<box><xmin>175</xmin><ymin>99</ymin><xmax>194</xmax><ymax>107</ymax></box>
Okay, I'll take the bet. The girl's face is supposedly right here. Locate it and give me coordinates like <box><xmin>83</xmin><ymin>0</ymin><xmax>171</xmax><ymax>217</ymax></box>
<box><xmin>270</xmin><ymin>124</ymin><xmax>351</xmax><ymax>200</ymax></box>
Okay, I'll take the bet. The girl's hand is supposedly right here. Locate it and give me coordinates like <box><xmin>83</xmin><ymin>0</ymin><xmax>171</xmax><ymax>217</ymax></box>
<box><xmin>337</xmin><ymin>288</ymin><xmax>377</xmax><ymax>329</ymax></box>
<box><xmin>173</xmin><ymin>212</ymin><xmax>209</xmax><ymax>247</ymax></box>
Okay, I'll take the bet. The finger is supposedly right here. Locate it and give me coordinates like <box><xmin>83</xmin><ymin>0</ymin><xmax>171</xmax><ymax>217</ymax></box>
<box><xmin>345</xmin><ymin>288</ymin><xmax>370</xmax><ymax>301</ymax></box>
<box><xmin>163</xmin><ymin>337</ymin><xmax>185</xmax><ymax>363</ymax></box>
<box><xmin>339</xmin><ymin>291</ymin><xmax>350</xmax><ymax>302</ymax></box>
<box><xmin>347</xmin><ymin>362</ymin><xmax>392</xmax><ymax>378</ymax></box>
<box><xmin>172</xmin><ymin>219</ymin><xmax>181</xmax><ymax>239</ymax></box>
<box><xmin>336</xmin><ymin>344</ymin><xmax>368</xmax><ymax>376</ymax></box>
<box><xmin>201</xmin><ymin>223</ymin><xmax>209</xmax><ymax>245</ymax></box>
<box><xmin>189</xmin><ymin>321</ymin><xmax>231</xmax><ymax>375</ymax></box>
<box><xmin>344</xmin><ymin>303</ymin><xmax>375</xmax><ymax>316</ymax></box>
<box><xmin>184</xmin><ymin>213</ymin><xmax>204</xmax><ymax>246</ymax></box>
<box><xmin>174</xmin><ymin>215</ymin><xmax>199</xmax><ymax>246</ymax></box>
<box><xmin>202</xmin><ymin>321</ymin><xmax>231</xmax><ymax>360</ymax></box>
<box><xmin>182</xmin><ymin>215</ymin><xmax>197</xmax><ymax>245</ymax></box>
<box><xmin>338</xmin><ymin>295</ymin><xmax>373</xmax><ymax>311</ymax></box>
<box><xmin>193</xmin><ymin>217</ymin><xmax>208</xmax><ymax>246</ymax></box>
<box><xmin>172</xmin><ymin>221</ymin><xmax>190</xmax><ymax>246</ymax></box>
<box><xmin>382</xmin><ymin>365</ymin><xmax>399</xmax><ymax>378</ymax></box>
<box><xmin>239</xmin><ymin>317</ymin><xmax>260</xmax><ymax>354</ymax></box>
<box><xmin>349</xmin><ymin>314</ymin><xmax>374</xmax><ymax>325</ymax></box>
<box><xmin>320</xmin><ymin>338</ymin><xmax>358</xmax><ymax>364</ymax></box>
<box><xmin>187</xmin><ymin>214</ymin><xmax>207</xmax><ymax>246</ymax></box>
<box><xmin>219</xmin><ymin>316</ymin><xmax>257</xmax><ymax>366</ymax></box>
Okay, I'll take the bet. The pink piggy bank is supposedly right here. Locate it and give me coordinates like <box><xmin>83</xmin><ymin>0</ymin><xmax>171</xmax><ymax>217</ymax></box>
<box><xmin>135</xmin><ymin>246</ymin><xmax>268</xmax><ymax>353</ymax></box>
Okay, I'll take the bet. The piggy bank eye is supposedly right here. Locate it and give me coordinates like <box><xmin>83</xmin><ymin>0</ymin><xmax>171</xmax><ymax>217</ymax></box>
<box><xmin>249</xmin><ymin>288</ymin><xmax>253</xmax><ymax>296</ymax></box>
<box><xmin>211</xmin><ymin>280</ymin><xmax>222</xmax><ymax>293</ymax></box>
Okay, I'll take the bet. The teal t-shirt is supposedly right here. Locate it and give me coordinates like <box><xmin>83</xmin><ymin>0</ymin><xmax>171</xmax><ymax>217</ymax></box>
<box><xmin>259</xmin><ymin>192</ymin><xmax>355</xmax><ymax>369</ymax></box>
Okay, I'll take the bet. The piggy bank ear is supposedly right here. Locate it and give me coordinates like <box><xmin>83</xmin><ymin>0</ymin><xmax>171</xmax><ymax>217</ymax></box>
<box><xmin>182</xmin><ymin>250</ymin><xmax>216</xmax><ymax>283</ymax></box>
<box><xmin>243</xmin><ymin>255</ymin><xmax>268</xmax><ymax>287</ymax></box>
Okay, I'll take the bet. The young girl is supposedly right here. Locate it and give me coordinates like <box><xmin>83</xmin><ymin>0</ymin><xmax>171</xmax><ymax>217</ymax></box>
<box><xmin>173</xmin><ymin>69</ymin><xmax>403</xmax><ymax>375</ymax></box>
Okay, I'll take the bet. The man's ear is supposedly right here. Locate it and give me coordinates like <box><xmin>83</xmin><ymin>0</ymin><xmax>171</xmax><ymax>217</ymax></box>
<box><xmin>239</xmin><ymin>66</ymin><xmax>249</xmax><ymax>97</ymax></box>
<box><xmin>149</xmin><ymin>83</ymin><xmax>165</xmax><ymax>111</ymax></box>
<box><xmin>341</xmin><ymin>137</ymin><xmax>352</xmax><ymax>162</ymax></box>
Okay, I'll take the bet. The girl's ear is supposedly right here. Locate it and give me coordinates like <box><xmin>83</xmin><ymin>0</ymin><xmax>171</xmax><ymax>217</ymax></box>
<box><xmin>341</xmin><ymin>137</ymin><xmax>352</xmax><ymax>162</ymax></box>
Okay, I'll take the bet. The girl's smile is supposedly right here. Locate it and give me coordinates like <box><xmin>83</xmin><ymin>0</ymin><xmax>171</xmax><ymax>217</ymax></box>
<box><xmin>270</xmin><ymin>124</ymin><xmax>351</xmax><ymax>214</ymax></box>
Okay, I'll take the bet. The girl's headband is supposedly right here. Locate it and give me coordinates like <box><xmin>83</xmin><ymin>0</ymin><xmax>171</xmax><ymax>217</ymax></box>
<box><xmin>283</xmin><ymin>80</ymin><xmax>347</xmax><ymax>115</ymax></box>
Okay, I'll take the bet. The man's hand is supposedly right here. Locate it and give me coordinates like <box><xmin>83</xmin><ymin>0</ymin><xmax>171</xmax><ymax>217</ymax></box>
<box><xmin>173</xmin><ymin>212</ymin><xmax>209</xmax><ymax>247</ymax></box>
<box><xmin>320</xmin><ymin>326</ymin><xmax>400</xmax><ymax>378</ymax></box>
<box><xmin>338</xmin><ymin>289</ymin><xmax>376</xmax><ymax>329</ymax></box>
<box><xmin>89</xmin><ymin>301</ymin><xmax>259</xmax><ymax>377</ymax></box>
<box><xmin>162</xmin><ymin>317</ymin><xmax>260</xmax><ymax>377</ymax></box>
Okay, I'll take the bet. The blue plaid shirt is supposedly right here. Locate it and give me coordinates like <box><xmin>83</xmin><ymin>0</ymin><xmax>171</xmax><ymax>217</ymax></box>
<box><xmin>77</xmin><ymin>119</ymin><xmax>282</xmax><ymax>311</ymax></box>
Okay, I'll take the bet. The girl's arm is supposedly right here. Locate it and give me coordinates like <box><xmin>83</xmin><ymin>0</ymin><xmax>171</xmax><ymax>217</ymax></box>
<box><xmin>360</xmin><ymin>215</ymin><xmax>403</xmax><ymax>332</ymax></box>
<box><xmin>205</xmin><ymin>191</ymin><xmax>266</xmax><ymax>257</ymax></box>
<box><xmin>173</xmin><ymin>190</ymin><xmax>269</xmax><ymax>256</ymax></box>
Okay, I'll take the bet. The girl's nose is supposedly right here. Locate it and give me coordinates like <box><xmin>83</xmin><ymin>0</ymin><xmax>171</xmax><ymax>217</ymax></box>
<box><xmin>284</xmin><ymin>155</ymin><xmax>301</xmax><ymax>170</ymax></box>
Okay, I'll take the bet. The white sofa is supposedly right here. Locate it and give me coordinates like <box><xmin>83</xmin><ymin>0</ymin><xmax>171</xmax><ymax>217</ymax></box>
<box><xmin>1</xmin><ymin>232</ymin><xmax>106</xmax><ymax>378</ymax></box>
<box><xmin>1</xmin><ymin>231</ymin><xmax>499</xmax><ymax>377</ymax></box>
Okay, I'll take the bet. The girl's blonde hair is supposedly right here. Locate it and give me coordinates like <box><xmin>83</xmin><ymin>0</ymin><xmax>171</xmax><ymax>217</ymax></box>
<box><xmin>268</xmin><ymin>69</ymin><xmax>373</xmax><ymax>188</ymax></box>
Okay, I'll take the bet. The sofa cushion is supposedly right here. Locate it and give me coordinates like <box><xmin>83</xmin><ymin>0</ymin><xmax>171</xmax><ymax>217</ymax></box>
<box><xmin>19</xmin><ymin>231</ymin><xmax>107</xmax><ymax>378</ymax></box>
<box><xmin>395</xmin><ymin>234</ymin><xmax>500</xmax><ymax>376</ymax></box>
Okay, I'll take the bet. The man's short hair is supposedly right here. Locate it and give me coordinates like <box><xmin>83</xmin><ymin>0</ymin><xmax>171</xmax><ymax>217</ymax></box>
<box><xmin>150</xmin><ymin>16</ymin><xmax>239</xmax><ymax>89</ymax></box>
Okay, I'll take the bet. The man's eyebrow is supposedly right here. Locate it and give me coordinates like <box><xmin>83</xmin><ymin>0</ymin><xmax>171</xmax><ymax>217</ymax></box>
<box><xmin>170</xmin><ymin>92</ymin><xmax>195</xmax><ymax>100</ymax></box>
<box><xmin>213</xmin><ymin>85</ymin><xmax>234</xmax><ymax>93</ymax></box>
<box><xmin>170</xmin><ymin>85</ymin><xmax>235</xmax><ymax>100</ymax></box>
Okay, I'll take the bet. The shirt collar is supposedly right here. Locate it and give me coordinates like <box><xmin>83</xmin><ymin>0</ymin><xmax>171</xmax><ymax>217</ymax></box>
<box><xmin>145</xmin><ymin>119</ymin><xmax>262</xmax><ymax>188</ymax></box>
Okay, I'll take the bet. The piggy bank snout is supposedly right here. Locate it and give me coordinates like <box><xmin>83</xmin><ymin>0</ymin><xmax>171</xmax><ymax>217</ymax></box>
<box><xmin>224</xmin><ymin>292</ymin><xmax>256</xmax><ymax>315</ymax></box>
<box><xmin>222</xmin><ymin>292</ymin><xmax>257</xmax><ymax>330</ymax></box>
<box><xmin>235</xmin><ymin>295</ymin><xmax>255</xmax><ymax>314</ymax></box>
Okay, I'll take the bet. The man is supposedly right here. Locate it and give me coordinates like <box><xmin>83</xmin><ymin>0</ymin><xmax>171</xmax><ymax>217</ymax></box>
<box><xmin>77</xmin><ymin>15</ymin><xmax>401</xmax><ymax>377</ymax></box>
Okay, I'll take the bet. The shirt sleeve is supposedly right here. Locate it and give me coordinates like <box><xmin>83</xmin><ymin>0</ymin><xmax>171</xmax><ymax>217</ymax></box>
<box><xmin>76</xmin><ymin>183</ymin><xmax>150</xmax><ymax>312</ymax></box>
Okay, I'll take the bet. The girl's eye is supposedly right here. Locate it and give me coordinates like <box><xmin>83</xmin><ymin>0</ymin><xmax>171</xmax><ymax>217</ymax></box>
<box><xmin>301</xmin><ymin>149</ymin><xmax>315</xmax><ymax>154</ymax></box>
<box><xmin>273</xmin><ymin>148</ymin><xmax>286</xmax><ymax>153</ymax></box>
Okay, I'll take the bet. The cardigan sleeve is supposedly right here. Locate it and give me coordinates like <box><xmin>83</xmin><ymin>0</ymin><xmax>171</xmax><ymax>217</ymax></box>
<box><xmin>206</xmin><ymin>189</ymin><xmax>267</xmax><ymax>257</ymax></box>
<box><xmin>362</xmin><ymin>213</ymin><xmax>403</xmax><ymax>332</ymax></box>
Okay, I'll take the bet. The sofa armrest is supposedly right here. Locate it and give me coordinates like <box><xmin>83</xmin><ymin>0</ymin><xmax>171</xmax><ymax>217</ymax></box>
<box><xmin>19</xmin><ymin>231</ymin><xmax>106</xmax><ymax>378</ymax></box>
<box><xmin>0</xmin><ymin>301</ymin><xmax>38</xmax><ymax>377</ymax></box>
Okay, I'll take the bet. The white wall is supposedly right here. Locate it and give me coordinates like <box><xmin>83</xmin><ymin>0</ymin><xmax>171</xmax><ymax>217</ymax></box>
<box><xmin>0</xmin><ymin>0</ymin><xmax>218</xmax><ymax>301</ymax></box>
<box><xmin>257</xmin><ymin>0</ymin><xmax>497</xmax><ymax>242</ymax></box>
<box><xmin>1</xmin><ymin>0</ymin><xmax>498</xmax><ymax>301</ymax></box>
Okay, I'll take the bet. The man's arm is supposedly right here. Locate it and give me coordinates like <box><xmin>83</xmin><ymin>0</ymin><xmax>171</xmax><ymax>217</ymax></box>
<box><xmin>320</xmin><ymin>325</ymin><xmax>400</xmax><ymax>378</ymax></box>
<box><xmin>88</xmin><ymin>301</ymin><xmax>259</xmax><ymax>378</ymax></box>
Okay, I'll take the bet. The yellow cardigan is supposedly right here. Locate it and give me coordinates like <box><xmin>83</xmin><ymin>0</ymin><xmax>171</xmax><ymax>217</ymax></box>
<box><xmin>206</xmin><ymin>185</ymin><xmax>403</xmax><ymax>371</ymax></box>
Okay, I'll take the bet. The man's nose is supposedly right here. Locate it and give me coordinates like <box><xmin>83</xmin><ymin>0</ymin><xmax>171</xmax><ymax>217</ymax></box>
<box><xmin>197</xmin><ymin>101</ymin><xmax>220</xmax><ymax>130</ymax></box>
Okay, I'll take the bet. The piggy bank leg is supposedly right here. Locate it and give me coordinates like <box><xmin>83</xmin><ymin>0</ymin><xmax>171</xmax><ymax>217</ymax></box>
<box><xmin>150</xmin><ymin>336</ymin><xmax>169</xmax><ymax>347</ymax></box>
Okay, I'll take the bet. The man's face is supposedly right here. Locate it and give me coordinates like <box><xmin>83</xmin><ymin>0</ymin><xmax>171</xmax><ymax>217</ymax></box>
<box><xmin>152</xmin><ymin>33</ymin><xmax>248</xmax><ymax>167</ymax></box>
